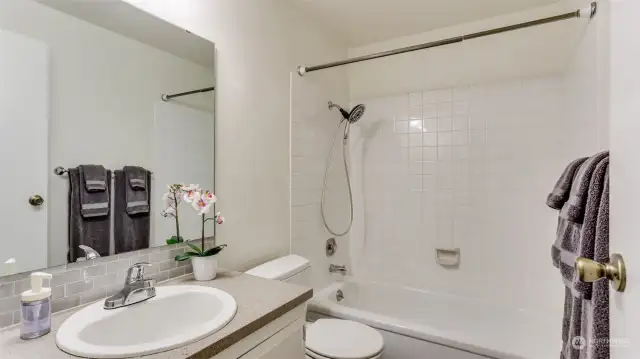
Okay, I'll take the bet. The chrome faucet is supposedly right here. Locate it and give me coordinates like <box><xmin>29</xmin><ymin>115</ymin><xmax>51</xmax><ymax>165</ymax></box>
<box><xmin>104</xmin><ymin>263</ymin><xmax>156</xmax><ymax>309</ymax></box>
<box><xmin>329</xmin><ymin>264</ymin><xmax>347</xmax><ymax>275</ymax></box>
<box><xmin>78</xmin><ymin>245</ymin><xmax>100</xmax><ymax>260</ymax></box>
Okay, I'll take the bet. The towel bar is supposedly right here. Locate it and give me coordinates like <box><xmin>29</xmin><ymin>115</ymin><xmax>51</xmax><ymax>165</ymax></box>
<box><xmin>54</xmin><ymin>166</ymin><xmax>153</xmax><ymax>175</ymax></box>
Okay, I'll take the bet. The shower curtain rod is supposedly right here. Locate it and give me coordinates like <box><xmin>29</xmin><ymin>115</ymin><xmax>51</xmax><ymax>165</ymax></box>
<box><xmin>297</xmin><ymin>2</ymin><xmax>597</xmax><ymax>76</ymax></box>
<box><xmin>161</xmin><ymin>86</ymin><xmax>215</xmax><ymax>101</ymax></box>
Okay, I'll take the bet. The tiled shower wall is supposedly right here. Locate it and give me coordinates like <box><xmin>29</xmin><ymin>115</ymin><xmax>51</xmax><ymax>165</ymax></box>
<box><xmin>290</xmin><ymin>70</ymin><xmax>351</xmax><ymax>290</ymax></box>
<box><xmin>348</xmin><ymin>74</ymin><xmax>600</xmax><ymax>314</ymax></box>
<box><xmin>0</xmin><ymin>239</ymin><xmax>214</xmax><ymax>329</ymax></box>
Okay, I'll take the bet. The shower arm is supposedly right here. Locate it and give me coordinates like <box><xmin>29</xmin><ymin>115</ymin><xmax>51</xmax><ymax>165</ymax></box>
<box><xmin>328</xmin><ymin>101</ymin><xmax>341</xmax><ymax>111</ymax></box>
<box><xmin>328</xmin><ymin>101</ymin><xmax>350</xmax><ymax>122</ymax></box>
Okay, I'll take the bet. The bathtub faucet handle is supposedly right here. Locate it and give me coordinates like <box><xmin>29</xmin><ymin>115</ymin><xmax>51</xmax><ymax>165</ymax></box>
<box><xmin>329</xmin><ymin>264</ymin><xmax>347</xmax><ymax>275</ymax></box>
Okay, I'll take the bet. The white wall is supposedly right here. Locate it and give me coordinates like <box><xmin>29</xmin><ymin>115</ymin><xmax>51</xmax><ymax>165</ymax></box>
<box><xmin>125</xmin><ymin>0</ymin><xmax>349</xmax><ymax>271</ymax></box>
<box><xmin>0</xmin><ymin>0</ymin><xmax>214</xmax><ymax>267</ymax></box>
<box><xmin>609</xmin><ymin>1</ymin><xmax>640</xmax><ymax>356</ymax></box>
<box><xmin>348</xmin><ymin>1</ymin><xmax>592</xmax><ymax>101</ymax></box>
<box><xmin>344</xmin><ymin>0</ymin><xmax>606</xmax><ymax>319</ymax></box>
<box><xmin>563</xmin><ymin>0</ymin><xmax>610</xmax><ymax>151</ymax></box>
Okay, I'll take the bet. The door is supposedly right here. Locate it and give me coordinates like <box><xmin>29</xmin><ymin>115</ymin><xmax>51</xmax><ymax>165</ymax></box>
<box><xmin>0</xmin><ymin>29</ymin><xmax>49</xmax><ymax>273</ymax></box>
<box><xmin>610</xmin><ymin>0</ymin><xmax>640</xmax><ymax>357</ymax></box>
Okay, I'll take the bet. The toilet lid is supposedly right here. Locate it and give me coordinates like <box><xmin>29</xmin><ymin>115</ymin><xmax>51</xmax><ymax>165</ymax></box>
<box><xmin>306</xmin><ymin>319</ymin><xmax>384</xmax><ymax>359</ymax></box>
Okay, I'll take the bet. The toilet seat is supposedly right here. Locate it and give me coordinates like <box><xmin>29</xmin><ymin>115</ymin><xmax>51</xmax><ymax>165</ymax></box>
<box><xmin>305</xmin><ymin>319</ymin><xmax>384</xmax><ymax>359</ymax></box>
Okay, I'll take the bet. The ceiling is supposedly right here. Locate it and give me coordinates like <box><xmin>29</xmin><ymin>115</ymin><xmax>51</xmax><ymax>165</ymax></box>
<box><xmin>36</xmin><ymin>0</ymin><xmax>214</xmax><ymax>68</ymax></box>
<box><xmin>291</xmin><ymin>0</ymin><xmax>561</xmax><ymax>46</ymax></box>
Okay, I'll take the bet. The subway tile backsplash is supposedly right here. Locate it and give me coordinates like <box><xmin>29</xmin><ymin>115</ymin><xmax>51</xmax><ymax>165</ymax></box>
<box><xmin>0</xmin><ymin>239</ymin><xmax>213</xmax><ymax>329</ymax></box>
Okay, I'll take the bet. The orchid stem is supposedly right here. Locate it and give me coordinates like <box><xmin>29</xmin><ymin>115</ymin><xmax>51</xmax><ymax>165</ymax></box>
<box><xmin>174</xmin><ymin>195</ymin><xmax>180</xmax><ymax>242</ymax></box>
<box><xmin>201</xmin><ymin>214</ymin><xmax>205</xmax><ymax>254</ymax></box>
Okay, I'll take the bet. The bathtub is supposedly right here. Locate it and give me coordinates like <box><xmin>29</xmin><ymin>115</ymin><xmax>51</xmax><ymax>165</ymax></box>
<box><xmin>308</xmin><ymin>280</ymin><xmax>560</xmax><ymax>359</ymax></box>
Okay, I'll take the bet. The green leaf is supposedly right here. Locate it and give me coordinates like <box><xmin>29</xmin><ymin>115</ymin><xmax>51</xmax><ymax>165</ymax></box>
<box><xmin>174</xmin><ymin>252</ymin><xmax>201</xmax><ymax>261</ymax></box>
<box><xmin>166</xmin><ymin>236</ymin><xmax>185</xmax><ymax>245</ymax></box>
<box><xmin>186</xmin><ymin>241</ymin><xmax>203</xmax><ymax>255</ymax></box>
<box><xmin>203</xmin><ymin>245</ymin><xmax>227</xmax><ymax>257</ymax></box>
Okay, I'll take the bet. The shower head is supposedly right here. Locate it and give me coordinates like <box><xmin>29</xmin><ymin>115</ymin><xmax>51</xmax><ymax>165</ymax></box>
<box><xmin>348</xmin><ymin>104</ymin><xmax>366</xmax><ymax>123</ymax></box>
<box><xmin>328</xmin><ymin>102</ymin><xmax>366</xmax><ymax>124</ymax></box>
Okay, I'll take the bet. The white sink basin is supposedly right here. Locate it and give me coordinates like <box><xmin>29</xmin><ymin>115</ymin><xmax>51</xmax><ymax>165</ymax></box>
<box><xmin>56</xmin><ymin>285</ymin><xmax>237</xmax><ymax>358</ymax></box>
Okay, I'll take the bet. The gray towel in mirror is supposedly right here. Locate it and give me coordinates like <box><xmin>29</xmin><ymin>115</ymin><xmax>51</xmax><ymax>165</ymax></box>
<box><xmin>78</xmin><ymin>165</ymin><xmax>110</xmax><ymax>217</ymax></box>
<box><xmin>80</xmin><ymin>164</ymin><xmax>107</xmax><ymax>192</ymax></box>
<box><xmin>68</xmin><ymin>168</ymin><xmax>111</xmax><ymax>262</ymax></box>
<box><xmin>114</xmin><ymin>169</ymin><xmax>151</xmax><ymax>254</ymax></box>
<box><xmin>124</xmin><ymin>166</ymin><xmax>149</xmax><ymax>215</ymax></box>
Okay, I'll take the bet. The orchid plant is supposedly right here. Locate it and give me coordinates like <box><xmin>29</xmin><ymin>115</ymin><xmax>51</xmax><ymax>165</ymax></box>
<box><xmin>161</xmin><ymin>184</ymin><xmax>189</xmax><ymax>244</ymax></box>
<box><xmin>174</xmin><ymin>185</ymin><xmax>226</xmax><ymax>261</ymax></box>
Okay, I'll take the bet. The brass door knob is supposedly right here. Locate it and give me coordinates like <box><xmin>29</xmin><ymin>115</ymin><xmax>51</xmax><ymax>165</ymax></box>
<box><xmin>28</xmin><ymin>195</ymin><xmax>44</xmax><ymax>206</ymax></box>
<box><xmin>575</xmin><ymin>253</ymin><xmax>626</xmax><ymax>292</ymax></box>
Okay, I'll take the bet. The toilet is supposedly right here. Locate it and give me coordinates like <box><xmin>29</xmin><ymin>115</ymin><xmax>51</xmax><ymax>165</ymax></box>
<box><xmin>246</xmin><ymin>255</ymin><xmax>384</xmax><ymax>359</ymax></box>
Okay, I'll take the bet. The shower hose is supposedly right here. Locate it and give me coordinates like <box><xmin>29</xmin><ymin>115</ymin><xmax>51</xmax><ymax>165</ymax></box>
<box><xmin>321</xmin><ymin>120</ymin><xmax>354</xmax><ymax>237</ymax></box>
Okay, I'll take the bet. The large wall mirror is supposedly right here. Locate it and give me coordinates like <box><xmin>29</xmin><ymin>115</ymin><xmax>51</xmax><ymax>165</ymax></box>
<box><xmin>0</xmin><ymin>0</ymin><xmax>215</xmax><ymax>276</ymax></box>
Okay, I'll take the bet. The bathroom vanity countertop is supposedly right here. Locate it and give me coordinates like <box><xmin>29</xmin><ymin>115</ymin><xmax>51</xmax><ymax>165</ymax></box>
<box><xmin>0</xmin><ymin>269</ymin><xmax>313</xmax><ymax>359</ymax></box>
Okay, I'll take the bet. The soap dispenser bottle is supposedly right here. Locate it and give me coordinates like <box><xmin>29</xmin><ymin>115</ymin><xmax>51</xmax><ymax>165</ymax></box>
<box><xmin>20</xmin><ymin>272</ymin><xmax>53</xmax><ymax>340</ymax></box>
<box><xmin>4</xmin><ymin>258</ymin><xmax>16</xmax><ymax>275</ymax></box>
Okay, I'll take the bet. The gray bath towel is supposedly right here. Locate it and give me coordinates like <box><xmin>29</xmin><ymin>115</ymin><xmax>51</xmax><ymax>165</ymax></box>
<box><xmin>78</xmin><ymin>165</ymin><xmax>110</xmax><ymax>217</ymax></box>
<box><xmin>564</xmin><ymin>151</ymin><xmax>609</xmax><ymax>223</ymax></box>
<box><xmin>572</xmin><ymin>158</ymin><xmax>609</xmax><ymax>298</ymax></box>
<box><xmin>563</xmin><ymin>293</ymin><xmax>584</xmax><ymax>359</ymax></box>
<box><xmin>547</xmin><ymin>157</ymin><xmax>588</xmax><ymax>210</ymax></box>
<box><xmin>550</xmin><ymin>158</ymin><xmax>588</xmax><ymax>268</ymax></box>
<box><xmin>552</xmin><ymin>154</ymin><xmax>608</xmax><ymax>274</ymax></box>
<box><xmin>554</xmin><ymin>158</ymin><xmax>609</xmax><ymax>297</ymax></box>
<box><xmin>550</xmin><ymin>154</ymin><xmax>610</xmax><ymax>359</ymax></box>
<box><xmin>551</xmin><ymin>214</ymin><xmax>582</xmax><ymax>271</ymax></box>
<box><xmin>80</xmin><ymin>164</ymin><xmax>107</xmax><ymax>191</ymax></box>
<box><xmin>123</xmin><ymin>166</ymin><xmax>150</xmax><ymax>215</ymax></box>
<box><xmin>587</xmin><ymin>170</ymin><xmax>609</xmax><ymax>359</ymax></box>
<box><xmin>563</xmin><ymin>158</ymin><xmax>608</xmax><ymax>359</ymax></box>
<box><xmin>68</xmin><ymin>168</ymin><xmax>112</xmax><ymax>262</ymax></box>
<box><xmin>114</xmin><ymin>169</ymin><xmax>151</xmax><ymax>254</ymax></box>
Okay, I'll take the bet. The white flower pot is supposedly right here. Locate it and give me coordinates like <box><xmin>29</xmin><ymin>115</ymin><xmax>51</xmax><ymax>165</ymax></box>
<box><xmin>191</xmin><ymin>256</ymin><xmax>218</xmax><ymax>281</ymax></box>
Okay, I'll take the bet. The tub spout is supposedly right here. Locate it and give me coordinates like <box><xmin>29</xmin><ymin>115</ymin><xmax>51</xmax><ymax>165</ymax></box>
<box><xmin>329</xmin><ymin>264</ymin><xmax>347</xmax><ymax>275</ymax></box>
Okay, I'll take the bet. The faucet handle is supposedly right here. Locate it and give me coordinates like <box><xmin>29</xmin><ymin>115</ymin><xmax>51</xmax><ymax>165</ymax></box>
<box><xmin>125</xmin><ymin>262</ymin><xmax>152</xmax><ymax>284</ymax></box>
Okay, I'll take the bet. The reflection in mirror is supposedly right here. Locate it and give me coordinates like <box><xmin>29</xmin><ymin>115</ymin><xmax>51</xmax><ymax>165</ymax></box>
<box><xmin>0</xmin><ymin>0</ymin><xmax>215</xmax><ymax>276</ymax></box>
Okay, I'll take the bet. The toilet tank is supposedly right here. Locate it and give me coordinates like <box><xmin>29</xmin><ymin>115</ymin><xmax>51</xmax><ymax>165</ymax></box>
<box><xmin>245</xmin><ymin>255</ymin><xmax>311</xmax><ymax>287</ymax></box>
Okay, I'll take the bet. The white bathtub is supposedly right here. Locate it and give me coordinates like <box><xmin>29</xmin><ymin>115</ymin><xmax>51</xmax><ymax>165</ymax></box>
<box><xmin>308</xmin><ymin>280</ymin><xmax>560</xmax><ymax>359</ymax></box>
